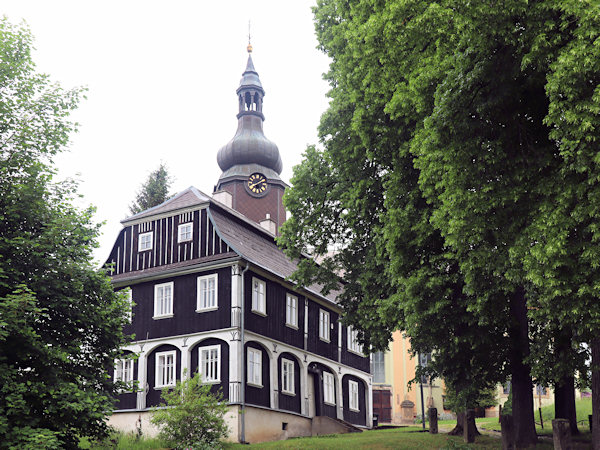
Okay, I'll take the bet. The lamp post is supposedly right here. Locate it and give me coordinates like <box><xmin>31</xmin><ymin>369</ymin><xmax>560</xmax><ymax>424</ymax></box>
<box><xmin>418</xmin><ymin>353</ymin><xmax>426</xmax><ymax>430</ymax></box>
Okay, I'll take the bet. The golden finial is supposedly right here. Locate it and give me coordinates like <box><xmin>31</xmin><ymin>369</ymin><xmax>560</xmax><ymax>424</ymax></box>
<box><xmin>247</xmin><ymin>20</ymin><xmax>253</xmax><ymax>53</ymax></box>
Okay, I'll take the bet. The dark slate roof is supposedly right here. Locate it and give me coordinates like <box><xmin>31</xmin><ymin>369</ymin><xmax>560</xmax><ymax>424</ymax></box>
<box><xmin>111</xmin><ymin>251</ymin><xmax>239</xmax><ymax>284</ymax></box>
<box><xmin>238</xmin><ymin>54</ymin><xmax>263</xmax><ymax>91</ymax></box>
<box><xmin>209</xmin><ymin>205</ymin><xmax>339</xmax><ymax>304</ymax></box>
<box><xmin>122</xmin><ymin>187</ymin><xmax>210</xmax><ymax>224</ymax></box>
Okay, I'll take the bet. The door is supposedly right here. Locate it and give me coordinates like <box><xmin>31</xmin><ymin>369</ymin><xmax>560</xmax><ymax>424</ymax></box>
<box><xmin>307</xmin><ymin>373</ymin><xmax>315</xmax><ymax>417</ymax></box>
<box><xmin>373</xmin><ymin>388</ymin><xmax>392</xmax><ymax>423</ymax></box>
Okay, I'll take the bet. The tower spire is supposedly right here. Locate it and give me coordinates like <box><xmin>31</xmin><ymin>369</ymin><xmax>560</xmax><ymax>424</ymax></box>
<box><xmin>216</xmin><ymin>46</ymin><xmax>282</xmax><ymax>175</ymax></box>
<box><xmin>247</xmin><ymin>20</ymin><xmax>252</xmax><ymax>54</ymax></box>
<box><xmin>214</xmin><ymin>44</ymin><xmax>287</xmax><ymax>231</ymax></box>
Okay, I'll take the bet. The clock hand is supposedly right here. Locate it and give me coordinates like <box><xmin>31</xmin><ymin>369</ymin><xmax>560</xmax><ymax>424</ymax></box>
<box><xmin>248</xmin><ymin>180</ymin><xmax>264</xmax><ymax>189</ymax></box>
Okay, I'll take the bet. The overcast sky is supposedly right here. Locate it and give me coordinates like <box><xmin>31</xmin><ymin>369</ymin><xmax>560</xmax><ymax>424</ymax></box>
<box><xmin>3</xmin><ymin>1</ymin><xmax>331</xmax><ymax>263</ymax></box>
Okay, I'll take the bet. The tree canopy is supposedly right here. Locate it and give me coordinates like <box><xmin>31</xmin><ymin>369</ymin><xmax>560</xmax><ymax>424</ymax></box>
<box><xmin>0</xmin><ymin>18</ymin><xmax>129</xmax><ymax>448</ymax></box>
<box><xmin>279</xmin><ymin>0</ymin><xmax>600</xmax><ymax>446</ymax></box>
<box><xmin>129</xmin><ymin>163</ymin><xmax>173</xmax><ymax>215</ymax></box>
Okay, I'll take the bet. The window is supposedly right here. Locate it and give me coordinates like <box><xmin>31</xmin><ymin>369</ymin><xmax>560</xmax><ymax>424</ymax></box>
<box><xmin>156</xmin><ymin>351</ymin><xmax>176</xmax><ymax>388</ymax></box>
<box><xmin>199</xmin><ymin>345</ymin><xmax>220</xmax><ymax>383</ymax></box>
<box><xmin>503</xmin><ymin>381</ymin><xmax>511</xmax><ymax>395</ymax></box>
<box><xmin>139</xmin><ymin>232</ymin><xmax>153</xmax><ymax>251</ymax></box>
<box><xmin>114</xmin><ymin>358</ymin><xmax>134</xmax><ymax>387</ymax></box>
<box><xmin>285</xmin><ymin>293</ymin><xmax>298</xmax><ymax>328</ymax></box>
<box><xmin>247</xmin><ymin>347</ymin><xmax>262</xmax><ymax>386</ymax></box>
<box><xmin>124</xmin><ymin>288</ymin><xmax>133</xmax><ymax>322</ymax></box>
<box><xmin>323</xmin><ymin>371</ymin><xmax>335</xmax><ymax>405</ymax></box>
<box><xmin>197</xmin><ymin>274</ymin><xmax>218</xmax><ymax>311</ymax></box>
<box><xmin>251</xmin><ymin>278</ymin><xmax>266</xmax><ymax>315</ymax></box>
<box><xmin>418</xmin><ymin>352</ymin><xmax>431</xmax><ymax>384</ymax></box>
<box><xmin>349</xmin><ymin>380</ymin><xmax>359</xmax><ymax>411</ymax></box>
<box><xmin>281</xmin><ymin>358</ymin><xmax>295</xmax><ymax>395</ymax></box>
<box><xmin>178</xmin><ymin>222</ymin><xmax>193</xmax><ymax>242</ymax></box>
<box><xmin>347</xmin><ymin>326</ymin><xmax>363</xmax><ymax>354</ymax></box>
<box><xmin>319</xmin><ymin>309</ymin><xmax>330</xmax><ymax>341</ymax></box>
<box><xmin>371</xmin><ymin>351</ymin><xmax>385</xmax><ymax>384</ymax></box>
<box><xmin>154</xmin><ymin>282</ymin><xmax>174</xmax><ymax>318</ymax></box>
<box><xmin>535</xmin><ymin>384</ymin><xmax>547</xmax><ymax>396</ymax></box>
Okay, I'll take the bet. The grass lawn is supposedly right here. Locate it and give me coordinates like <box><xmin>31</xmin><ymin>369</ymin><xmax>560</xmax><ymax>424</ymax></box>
<box><xmin>475</xmin><ymin>397</ymin><xmax>592</xmax><ymax>437</ymax></box>
<box><xmin>222</xmin><ymin>426</ymin><xmax>511</xmax><ymax>449</ymax></box>
<box><xmin>84</xmin><ymin>399</ymin><xmax>593</xmax><ymax>449</ymax></box>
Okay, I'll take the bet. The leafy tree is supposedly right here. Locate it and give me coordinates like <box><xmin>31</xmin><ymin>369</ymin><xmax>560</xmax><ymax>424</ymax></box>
<box><xmin>282</xmin><ymin>0</ymin><xmax>600</xmax><ymax>446</ymax></box>
<box><xmin>280</xmin><ymin>0</ymin><xmax>507</xmax><ymax>438</ymax></box>
<box><xmin>151</xmin><ymin>371</ymin><xmax>229</xmax><ymax>449</ymax></box>
<box><xmin>518</xmin><ymin>1</ymin><xmax>600</xmax><ymax>444</ymax></box>
<box><xmin>0</xmin><ymin>18</ymin><xmax>129</xmax><ymax>448</ymax></box>
<box><xmin>129</xmin><ymin>163</ymin><xmax>173</xmax><ymax>215</ymax></box>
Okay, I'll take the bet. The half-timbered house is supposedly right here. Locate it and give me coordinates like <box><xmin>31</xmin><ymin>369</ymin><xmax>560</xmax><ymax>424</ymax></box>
<box><xmin>106</xmin><ymin>47</ymin><xmax>372</xmax><ymax>443</ymax></box>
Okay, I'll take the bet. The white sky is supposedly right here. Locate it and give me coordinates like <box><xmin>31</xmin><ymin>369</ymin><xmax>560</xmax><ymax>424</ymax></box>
<box><xmin>3</xmin><ymin>1</ymin><xmax>331</xmax><ymax>264</ymax></box>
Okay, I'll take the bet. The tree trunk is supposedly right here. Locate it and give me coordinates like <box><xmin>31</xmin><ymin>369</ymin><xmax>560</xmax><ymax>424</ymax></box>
<box><xmin>464</xmin><ymin>409</ymin><xmax>476</xmax><ymax>443</ymax></box>
<box><xmin>592</xmin><ymin>337</ymin><xmax>600</xmax><ymax>450</ymax></box>
<box><xmin>448</xmin><ymin>412</ymin><xmax>465</xmax><ymax>435</ymax></box>
<box><xmin>552</xmin><ymin>419</ymin><xmax>572</xmax><ymax>450</ymax></box>
<box><xmin>553</xmin><ymin>327</ymin><xmax>579</xmax><ymax>435</ymax></box>
<box><xmin>448</xmin><ymin>410</ymin><xmax>481</xmax><ymax>436</ymax></box>
<box><xmin>554</xmin><ymin>375</ymin><xmax>579</xmax><ymax>435</ymax></box>
<box><xmin>509</xmin><ymin>287</ymin><xmax>537</xmax><ymax>447</ymax></box>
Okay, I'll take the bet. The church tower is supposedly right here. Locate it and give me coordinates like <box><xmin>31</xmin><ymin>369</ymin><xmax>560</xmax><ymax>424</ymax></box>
<box><xmin>214</xmin><ymin>45</ymin><xmax>287</xmax><ymax>234</ymax></box>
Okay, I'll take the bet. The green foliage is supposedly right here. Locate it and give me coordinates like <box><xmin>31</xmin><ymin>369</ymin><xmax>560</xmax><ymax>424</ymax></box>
<box><xmin>151</xmin><ymin>371</ymin><xmax>229</xmax><ymax>449</ymax></box>
<box><xmin>129</xmin><ymin>162</ymin><xmax>173</xmax><ymax>215</ymax></box>
<box><xmin>80</xmin><ymin>431</ymin><xmax>171</xmax><ymax>450</ymax></box>
<box><xmin>281</xmin><ymin>0</ymin><xmax>600</xmax><ymax>445</ymax></box>
<box><xmin>0</xmin><ymin>18</ymin><xmax>129</xmax><ymax>448</ymax></box>
<box><xmin>444</xmin><ymin>383</ymin><xmax>496</xmax><ymax>415</ymax></box>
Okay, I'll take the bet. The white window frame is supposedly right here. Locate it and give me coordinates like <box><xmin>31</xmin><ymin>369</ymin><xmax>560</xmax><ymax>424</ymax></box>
<box><xmin>251</xmin><ymin>277</ymin><xmax>266</xmax><ymax>315</ymax></box>
<box><xmin>281</xmin><ymin>358</ymin><xmax>295</xmax><ymax>395</ymax></box>
<box><xmin>285</xmin><ymin>293</ymin><xmax>298</xmax><ymax>328</ymax></box>
<box><xmin>178</xmin><ymin>222</ymin><xmax>193</xmax><ymax>243</ymax></box>
<box><xmin>371</xmin><ymin>351</ymin><xmax>385</xmax><ymax>384</ymax></box>
<box><xmin>139</xmin><ymin>231</ymin><xmax>153</xmax><ymax>252</ymax></box>
<box><xmin>154</xmin><ymin>282</ymin><xmax>174</xmax><ymax>319</ymax></box>
<box><xmin>124</xmin><ymin>288</ymin><xmax>133</xmax><ymax>322</ymax></box>
<box><xmin>319</xmin><ymin>309</ymin><xmax>330</xmax><ymax>342</ymax></box>
<box><xmin>247</xmin><ymin>347</ymin><xmax>262</xmax><ymax>387</ymax></box>
<box><xmin>323</xmin><ymin>371</ymin><xmax>335</xmax><ymax>405</ymax></box>
<box><xmin>114</xmin><ymin>358</ymin><xmax>134</xmax><ymax>389</ymax></box>
<box><xmin>349</xmin><ymin>380</ymin><xmax>360</xmax><ymax>411</ymax></box>
<box><xmin>347</xmin><ymin>326</ymin><xmax>363</xmax><ymax>354</ymax></box>
<box><xmin>199</xmin><ymin>345</ymin><xmax>221</xmax><ymax>384</ymax></box>
<box><xmin>155</xmin><ymin>350</ymin><xmax>176</xmax><ymax>388</ymax></box>
<box><xmin>196</xmin><ymin>274</ymin><xmax>218</xmax><ymax>312</ymax></box>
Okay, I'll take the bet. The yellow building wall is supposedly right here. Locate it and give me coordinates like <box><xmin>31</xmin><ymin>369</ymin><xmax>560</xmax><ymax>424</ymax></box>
<box><xmin>373</xmin><ymin>331</ymin><xmax>448</xmax><ymax>425</ymax></box>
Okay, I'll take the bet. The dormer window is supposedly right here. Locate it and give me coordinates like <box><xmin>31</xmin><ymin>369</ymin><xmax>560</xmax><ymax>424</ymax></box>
<box><xmin>139</xmin><ymin>232</ymin><xmax>153</xmax><ymax>251</ymax></box>
<box><xmin>178</xmin><ymin>222</ymin><xmax>193</xmax><ymax>243</ymax></box>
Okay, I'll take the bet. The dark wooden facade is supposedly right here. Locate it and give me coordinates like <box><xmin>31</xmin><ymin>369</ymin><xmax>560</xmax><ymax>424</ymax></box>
<box><xmin>106</xmin><ymin>208</ymin><xmax>231</xmax><ymax>277</ymax></box>
<box><xmin>123</xmin><ymin>267</ymin><xmax>231</xmax><ymax>341</ymax></box>
<box><xmin>190</xmin><ymin>337</ymin><xmax>230</xmax><ymax>399</ymax></box>
<box><xmin>110</xmin><ymin>196</ymin><xmax>371</xmax><ymax>428</ymax></box>
<box><xmin>342</xmin><ymin>374</ymin><xmax>367</xmax><ymax>426</ymax></box>
<box><xmin>146</xmin><ymin>344</ymin><xmax>181</xmax><ymax>407</ymax></box>
<box><xmin>244</xmin><ymin>341</ymin><xmax>270</xmax><ymax>408</ymax></box>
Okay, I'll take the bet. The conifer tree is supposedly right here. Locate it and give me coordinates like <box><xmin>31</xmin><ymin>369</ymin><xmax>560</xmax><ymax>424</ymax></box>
<box><xmin>129</xmin><ymin>163</ymin><xmax>173</xmax><ymax>215</ymax></box>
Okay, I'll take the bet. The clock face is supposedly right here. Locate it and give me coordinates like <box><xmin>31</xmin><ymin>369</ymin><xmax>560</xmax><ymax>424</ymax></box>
<box><xmin>247</xmin><ymin>173</ymin><xmax>268</xmax><ymax>195</ymax></box>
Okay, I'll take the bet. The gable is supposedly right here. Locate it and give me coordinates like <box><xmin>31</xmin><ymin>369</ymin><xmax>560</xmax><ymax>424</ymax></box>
<box><xmin>106</xmin><ymin>207</ymin><xmax>237</xmax><ymax>279</ymax></box>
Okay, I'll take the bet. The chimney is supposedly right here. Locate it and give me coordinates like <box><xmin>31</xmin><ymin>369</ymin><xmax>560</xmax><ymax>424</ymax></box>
<box><xmin>212</xmin><ymin>190</ymin><xmax>233</xmax><ymax>208</ymax></box>
<box><xmin>260</xmin><ymin>213</ymin><xmax>277</xmax><ymax>235</ymax></box>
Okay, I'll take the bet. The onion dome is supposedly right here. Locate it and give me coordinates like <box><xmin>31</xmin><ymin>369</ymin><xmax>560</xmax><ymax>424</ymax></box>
<box><xmin>217</xmin><ymin>50</ymin><xmax>282</xmax><ymax>175</ymax></box>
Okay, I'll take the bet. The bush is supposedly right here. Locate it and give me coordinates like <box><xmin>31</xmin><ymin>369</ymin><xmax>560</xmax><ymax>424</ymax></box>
<box><xmin>151</xmin><ymin>371</ymin><xmax>229</xmax><ymax>449</ymax></box>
